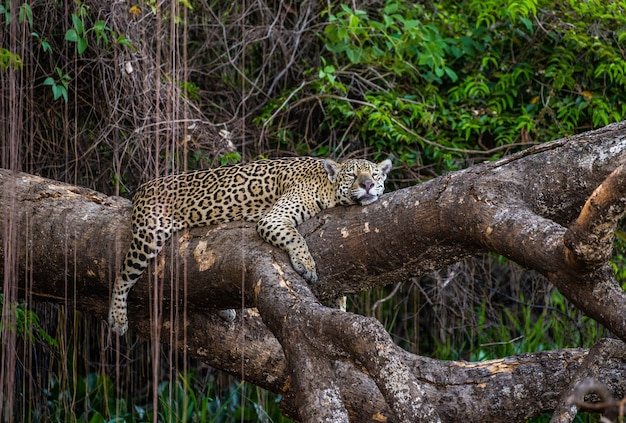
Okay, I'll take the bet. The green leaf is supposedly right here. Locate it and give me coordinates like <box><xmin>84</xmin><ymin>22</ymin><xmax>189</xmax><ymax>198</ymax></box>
<box><xmin>18</xmin><ymin>3</ymin><xmax>32</xmax><ymax>27</ymax></box>
<box><xmin>444</xmin><ymin>66</ymin><xmax>458</xmax><ymax>82</ymax></box>
<box><xmin>87</xmin><ymin>412</ymin><xmax>105</xmax><ymax>423</ymax></box>
<box><xmin>43</xmin><ymin>77</ymin><xmax>55</xmax><ymax>86</ymax></box>
<box><xmin>519</xmin><ymin>16</ymin><xmax>533</xmax><ymax>33</ymax></box>
<box><xmin>116</xmin><ymin>34</ymin><xmax>136</xmax><ymax>50</ymax></box>
<box><xmin>77</xmin><ymin>37</ymin><xmax>88</xmax><ymax>55</ymax></box>
<box><xmin>346</xmin><ymin>47</ymin><xmax>362</xmax><ymax>64</ymax></box>
<box><xmin>41</xmin><ymin>40</ymin><xmax>51</xmax><ymax>53</ymax></box>
<box><xmin>384</xmin><ymin>2</ymin><xmax>398</xmax><ymax>14</ymax></box>
<box><xmin>402</xmin><ymin>19</ymin><xmax>420</xmax><ymax>30</ymax></box>
<box><xmin>32</xmin><ymin>32</ymin><xmax>52</xmax><ymax>53</ymax></box>
<box><xmin>180</xmin><ymin>0</ymin><xmax>193</xmax><ymax>10</ymax></box>
<box><xmin>0</xmin><ymin>48</ymin><xmax>23</xmax><ymax>71</ymax></box>
<box><xmin>71</xmin><ymin>13</ymin><xmax>84</xmax><ymax>35</ymax></box>
<box><xmin>64</xmin><ymin>28</ymin><xmax>78</xmax><ymax>42</ymax></box>
<box><xmin>51</xmin><ymin>85</ymin><xmax>62</xmax><ymax>100</ymax></box>
<box><xmin>93</xmin><ymin>20</ymin><xmax>108</xmax><ymax>33</ymax></box>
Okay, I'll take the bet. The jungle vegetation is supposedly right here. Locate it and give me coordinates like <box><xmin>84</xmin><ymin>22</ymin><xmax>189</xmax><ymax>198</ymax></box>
<box><xmin>1</xmin><ymin>0</ymin><xmax>626</xmax><ymax>421</ymax></box>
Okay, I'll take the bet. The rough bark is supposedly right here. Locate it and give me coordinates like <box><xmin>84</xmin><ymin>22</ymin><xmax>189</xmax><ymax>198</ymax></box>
<box><xmin>2</xmin><ymin>121</ymin><xmax>626</xmax><ymax>421</ymax></box>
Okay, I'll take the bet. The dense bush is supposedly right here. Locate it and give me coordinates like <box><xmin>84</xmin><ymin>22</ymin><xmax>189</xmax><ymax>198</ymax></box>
<box><xmin>258</xmin><ymin>0</ymin><xmax>626</xmax><ymax>173</ymax></box>
<box><xmin>4</xmin><ymin>0</ymin><xmax>626</xmax><ymax>185</ymax></box>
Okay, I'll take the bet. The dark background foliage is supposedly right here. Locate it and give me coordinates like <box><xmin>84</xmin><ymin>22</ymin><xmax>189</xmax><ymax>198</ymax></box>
<box><xmin>1</xmin><ymin>0</ymin><xmax>625</xmax><ymax>421</ymax></box>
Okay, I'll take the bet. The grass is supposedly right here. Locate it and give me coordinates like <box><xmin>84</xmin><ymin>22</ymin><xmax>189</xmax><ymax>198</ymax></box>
<box><xmin>38</xmin><ymin>372</ymin><xmax>292</xmax><ymax>423</ymax></box>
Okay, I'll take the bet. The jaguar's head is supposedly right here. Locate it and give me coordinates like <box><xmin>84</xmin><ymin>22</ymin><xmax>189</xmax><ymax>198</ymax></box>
<box><xmin>324</xmin><ymin>158</ymin><xmax>393</xmax><ymax>206</ymax></box>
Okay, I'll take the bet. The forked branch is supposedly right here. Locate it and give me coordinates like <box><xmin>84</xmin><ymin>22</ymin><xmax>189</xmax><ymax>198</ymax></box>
<box><xmin>252</xmin><ymin>258</ymin><xmax>441</xmax><ymax>423</ymax></box>
<box><xmin>565</xmin><ymin>164</ymin><xmax>626</xmax><ymax>271</ymax></box>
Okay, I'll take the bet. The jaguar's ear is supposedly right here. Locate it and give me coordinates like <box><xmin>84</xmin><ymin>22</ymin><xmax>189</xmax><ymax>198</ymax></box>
<box><xmin>323</xmin><ymin>159</ymin><xmax>341</xmax><ymax>183</ymax></box>
<box><xmin>378</xmin><ymin>158</ymin><xmax>393</xmax><ymax>175</ymax></box>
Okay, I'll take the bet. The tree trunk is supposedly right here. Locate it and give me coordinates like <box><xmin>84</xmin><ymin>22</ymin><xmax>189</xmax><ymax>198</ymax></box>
<box><xmin>2</xmin><ymin>122</ymin><xmax>626</xmax><ymax>421</ymax></box>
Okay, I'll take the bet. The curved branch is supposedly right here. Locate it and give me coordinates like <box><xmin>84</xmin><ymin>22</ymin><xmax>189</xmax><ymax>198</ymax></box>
<box><xmin>567</xmin><ymin>379</ymin><xmax>626</xmax><ymax>422</ymax></box>
<box><xmin>565</xmin><ymin>164</ymin><xmax>626</xmax><ymax>271</ymax></box>
<box><xmin>551</xmin><ymin>338</ymin><xmax>626</xmax><ymax>423</ymax></box>
<box><xmin>327</xmin><ymin>313</ymin><xmax>440</xmax><ymax>422</ymax></box>
<box><xmin>252</xmin><ymin>257</ymin><xmax>441</xmax><ymax>422</ymax></box>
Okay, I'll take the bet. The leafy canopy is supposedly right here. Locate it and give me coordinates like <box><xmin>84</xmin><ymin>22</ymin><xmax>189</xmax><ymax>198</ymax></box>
<box><xmin>261</xmin><ymin>0</ymin><xmax>626</xmax><ymax>172</ymax></box>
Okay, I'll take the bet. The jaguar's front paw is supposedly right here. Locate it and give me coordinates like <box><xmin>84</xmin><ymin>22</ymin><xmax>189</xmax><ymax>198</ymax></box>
<box><xmin>290</xmin><ymin>258</ymin><xmax>318</xmax><ymax>283</ymax></box>
<box><xmin>108</xmin><ymin>307</ymin><xmax>129</xmax><ymax>335</ymax></box>
<box><xmin>302</xmin><ymin>269</ymin><xmax>318</xmax><ymax>284</ymax></box>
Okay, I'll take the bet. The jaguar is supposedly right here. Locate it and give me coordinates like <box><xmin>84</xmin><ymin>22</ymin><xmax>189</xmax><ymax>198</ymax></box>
<box><xmin>108</xmin><ymin>156</ymin><xmax>392</xmax><ymax>334</ymax></box>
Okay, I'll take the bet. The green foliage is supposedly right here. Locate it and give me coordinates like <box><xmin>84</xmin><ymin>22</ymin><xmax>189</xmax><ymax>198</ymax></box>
<box><xmin>5</xmin><ymin>0</ymin><xmax>134</xmax><ymax>102</ymax></box>
<box><xmin>32</xmin><ymin>32</ymin><xmax>52</xmax><ymax>53</ymax></box>
<box><xmin>218</xmin><ymin>151</ymin><xmax>242</xmax><ymax>166</ymax></box>
<box><xmin>364</xmin><ymin>259</ymin><xmax>610</xmax><ymax>423</ymax></box>
<box><xmin>64</xmin><ymin>7</ymin><xmax>89</xmax><ymax>55</ymax></box>
<box><xmin>365</xmin><ymin>249</ymin><xmax>618</xmax><ymax>361</ymax></box>
<box><xmin>0</xmin><ymin>0</ymin><xmax>19</xmax><ymax>26</ymax></box>
<box><xmin>259</xmin><ymin>0</ymin><xmax>626</xmax><ymax>172</ymax></box>
<box><xmin>0</xmin><ymin>0</ymin><xmax>32</xmax><ymax>26</ymax></box>
<box><xmin>8</xmin><ymin>1</ymin><xmax>626</xmax><ymax>420</ymax></box>
<box><xmin>41</xmin><ymin>371</ymin><xmax>292</xmax><ymax>423</ymax></box>
<box><xmin>64</xmin><ymin>3</ymin><xmax>134</xmax><ymax>55</ymax></box>
<box><xmin>0</xmin><ymin>2</ymin><xmax>7</xmax><ymax>24</ymax></box>
<box><xmin>323</xmin><ymin>3</ymin><xmax>457</xmax><ymax>83</ymax></box>
<box><xmin>44</xmin><ymin>373</ymin><xmax>119</xmax><ymax>423</ymax></box>
<box><xmin>18</xmin><ymin>1</ymin><xmax>32</xmax><ymax>26</ymax></box>
<box><xmin>0</xmin><ymin>48</ymin><xmax>23</xmax><ymax>71</ymax></box>
<box><xmin>467</xmin><ymin>289</ymin><xmax>606</xmax><ymax>362</ymax></box>
<box><xmin>0</xmin><ymin>294</ymin><xmax>58</xmax><ymax>348</ymax></box>
<box><xmin>0</xmin><ymin>0</ymin><xmax>33</xmax><ymax>71</ymax></box>
<box><xmin>180</xmin><ymin>80</ymin><xmax>201</xmax><ymax>101</ymax></box>
<box><xmin>43</xmin><ymin>67</ymin><xmax>72</xmax><ymax>103</ymax></box>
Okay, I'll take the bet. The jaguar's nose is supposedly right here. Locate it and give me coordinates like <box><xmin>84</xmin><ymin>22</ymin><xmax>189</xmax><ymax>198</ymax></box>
<box><xmin>360</xmin><ymin>179</ymin><xmax>373</xmax><ymax>192</ymax></box>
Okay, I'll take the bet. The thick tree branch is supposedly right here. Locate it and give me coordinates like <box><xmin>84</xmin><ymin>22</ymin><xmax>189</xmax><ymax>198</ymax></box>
<box><xmin>2</xmin><ymin>121</ymin><xmax>626</xmax><ymax>420</ymax></box>
<box><xmin>248</xmin><ymin>252</ymin><xmax>440</xmax><ymax>422</ymax></box>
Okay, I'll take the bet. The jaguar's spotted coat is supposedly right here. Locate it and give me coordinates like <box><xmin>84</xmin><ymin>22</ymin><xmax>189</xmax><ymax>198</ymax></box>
<box><xmin>108</xmin><ymin>156</ymin><xmax>392</xmax><ymax>334</ymax></box>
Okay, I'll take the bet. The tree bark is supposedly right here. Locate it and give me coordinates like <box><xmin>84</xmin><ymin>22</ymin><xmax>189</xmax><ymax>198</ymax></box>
<box><xmin>2</xmin><ymin>121</ymin><xmax>626</xmax><ymax>421</ymax></box>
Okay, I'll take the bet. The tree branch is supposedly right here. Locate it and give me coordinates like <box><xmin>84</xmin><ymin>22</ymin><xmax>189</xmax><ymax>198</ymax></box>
<box><xmin>2</xmin><ymin>121</ymin><xmax>626</xmax><ymax>420</ymax></box>
<box><xmin>565</xmin><ymin>164</ymin><xmax>626</xmax><ymax>270</ymax></box>
<box><xmin>551</xmin><ymin>338</ymin><xmax>626</xmax><ymax>423</ymax></box>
